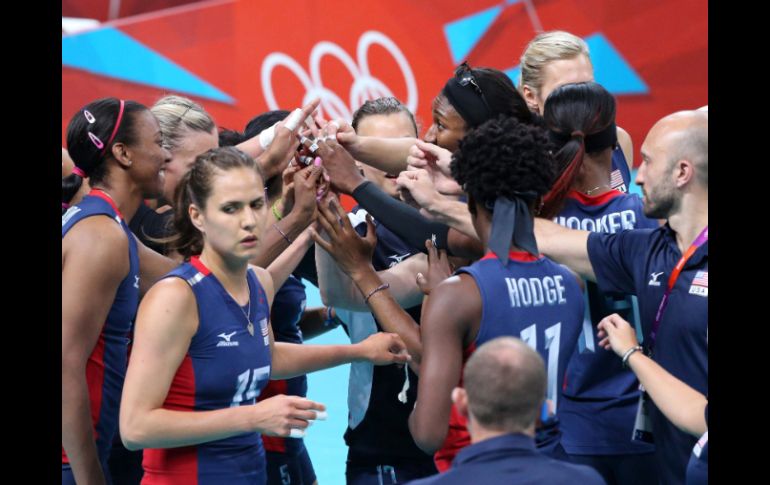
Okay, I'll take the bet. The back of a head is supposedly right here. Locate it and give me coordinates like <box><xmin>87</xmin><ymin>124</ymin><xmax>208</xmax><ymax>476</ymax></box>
<box><xmin>244</xmin><ymin>110</ymin><xmax>291</xmax><ymax>139</ymax></box>
<box><xmin>351</xmin><ymin>96</ymin><xmax>418</xmax><ymax>134</ymax></box>
<box><xmin>664</xmin><ymin>110</ymin><xmax>708</xmax><ymax>188</ymax></box>
<box><xmin>450</xmin><ymin>115</ymin><xmax>556</xmax><ymax>212</ymax></box>
<box><xmin>66</xmin><ymin>97</ymin><xmax>148</xmax><ymax>186</ymax></box>
<box><xmin>519</xmin><ymin>31</ymin><xmax>591</xmax><ymax>95</ymax></box>
<box><xmin>539</xmin><ymin>81</ymin><xmax>617</xmax><ymax>217</ymax></box>
<box><xmin>151</xmin><ymin>94</ymin><xmax>216</xmax><ymax>151</ymax></box>
<box><xmin>218</xmin><ymin>128</ymin><xmax>246</xmax><ymax>147</ymax></box>
<box><xmin>463</xmin><ymin>337</ymin><xmax>546</xmax><ymax>432</ymax></box>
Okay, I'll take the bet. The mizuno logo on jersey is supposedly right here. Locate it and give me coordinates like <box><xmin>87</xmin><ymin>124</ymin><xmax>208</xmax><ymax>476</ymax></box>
<box><xmin>134</xmin><ymin>275</ymin><xmax>140</xmax><ymax>289</ymax></box>
<box><xmin>387</xmin><ymin>252</ymin><xmax>411</xmax><ymax>267</ymax></box>
<box><xmin>689</xmin><ymin>271</ymin><xmax>708</xmax><ymax>297</ymax></box>
<box><xmin>648</xmin><ymin>272</ymin><xmax>665</xmax><ymax>286</ymax></box>
<box><xmin>217</xmin><ymin>331</ymin><xmax>239</xmax><ymax>347</ymax></box>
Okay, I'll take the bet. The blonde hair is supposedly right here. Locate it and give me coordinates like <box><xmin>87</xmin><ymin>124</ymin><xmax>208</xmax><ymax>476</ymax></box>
<box><xmin>151</xmin><ymin>94</ymin><xmax>216</xmax><ymax>151</ymax></box>
<box><xmin>519</xmin><ymin>31</ymin><xmax>591</xmax><ymax>96</ymax></box>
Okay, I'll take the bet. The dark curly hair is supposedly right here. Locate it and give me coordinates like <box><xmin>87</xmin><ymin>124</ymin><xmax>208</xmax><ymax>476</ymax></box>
<box><xmin>451</xmin><ymin>115</ymin><xmax>556</xmax><ymax>215</ymax></box>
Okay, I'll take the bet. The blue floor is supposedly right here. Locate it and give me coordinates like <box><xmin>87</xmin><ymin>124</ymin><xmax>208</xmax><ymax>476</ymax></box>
<box><xmin>302</xmin><ymin>283</ymin><xmax>352</xmax><ymax>484</ymax></box>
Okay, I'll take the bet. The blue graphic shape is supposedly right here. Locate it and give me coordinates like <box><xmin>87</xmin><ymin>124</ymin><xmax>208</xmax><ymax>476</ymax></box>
<box><xmin>502</xmin><ymin>33</ymin><xmax>648</xmax><ymax>95</ymax></box>
<box><xmin>62</xmin><ymin>27</ymin><xmax>234</xmax><ymax>104</ymax></box>
<box><xmin>444</xmin><ymin>6</ymin><xmax>503</xmax><ymax>64</ymax></box>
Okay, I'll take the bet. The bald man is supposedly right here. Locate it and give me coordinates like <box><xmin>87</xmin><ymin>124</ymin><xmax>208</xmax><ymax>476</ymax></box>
<box><xmin>534</xmin><ymin>110</ymin><xmax>708</xmax><ymax>485</ymax></box>
<box><xmin>405</xmin><ymin>337</ymin><xmax>605</xmax><ymax>485</ymax></box>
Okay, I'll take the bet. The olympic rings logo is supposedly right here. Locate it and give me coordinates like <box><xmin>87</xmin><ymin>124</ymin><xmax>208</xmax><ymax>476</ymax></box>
<box><xmin>261</xmin><ymin>31</ymin><xmax>418</xmax><ymax>121</ymax></box>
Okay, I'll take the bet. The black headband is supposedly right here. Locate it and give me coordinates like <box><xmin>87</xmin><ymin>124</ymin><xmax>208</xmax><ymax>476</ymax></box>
<box><xmin>548</xmin><ymin>121</ymin><xmax>618</xmax><ymax>153</ymax></box>
<box><xmin>485</xmin><ymin>191</ymin><xmax>539</xmax><ymax>264</ymax></box>
<box><xmin>443</xmin><ymin>78</ymin><xmax>493</xmax><ymax>127</ymax></box>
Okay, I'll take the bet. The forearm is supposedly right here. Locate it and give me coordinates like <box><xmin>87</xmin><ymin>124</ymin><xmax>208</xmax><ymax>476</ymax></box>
<box><xmin>62</xmin><ymin>370</ymin><xmax>106</xmax><ymax>484</ymax></box>
<box><xmin>627</xmin><ymin>352</ymin><xmax>707</xmax><ymax>436</ymax></box>
<box><xmin>315</xmin><ymin>241</ymin><xmax>425</xmax><ymax>312</ymax></box>
<box><xmin>121</xmin><ymin>404</ymin><xmax>256</xmax><ymax>450</ymax></box>
<box><xmin>352</xmin><ymin>269</ymin><xmax>423</xmax><ymax>369</ymax></box>
<box><xmin>297</xmin><ymin>307</ymin><xmax>335</xmax><ymax>340</ymax></box>
<box><xmin>353</xmin><ymin>181</ymin><xmax>451</xmax><ymax>255</ymax></box>
<box><xmin>267</xmin><ymin>229</ymin><xmax>314</xmax><ymax>290</ymax></box>
<box><xmin>236</xmin><ymin>136</ymin><xmax>265</xmax><ymax>159</ymax></box>
<box><xmin>252</xmin><ymin>210</ymin><xmax>312</xmax><ymax>268</ymax></box>
<box><xmin>351</xmin><ymin>137</ymin><xmax>416</xmax><ymax>174</ymax></box>
<box><xmin>424</xmin><ymin>198</ymin><xmax>477</xmax><ymax>238</ymax></box>
<box><xmin>271</xmin><ymin>341</ymin><xmax>366</xmax><ymax>379</ymax></box>
<box><xmin>315</xmin><ymin>238</ymin><xmax>369</xmax><ymax>310</ymax></box>
<box><xmin>534</xmin><ymin>218</ymin><xmax>595</xmax><ymax>281</ymax></box>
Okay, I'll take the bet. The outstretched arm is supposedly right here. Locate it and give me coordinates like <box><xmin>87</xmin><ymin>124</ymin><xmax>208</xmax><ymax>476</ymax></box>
<box><xmin>598</xmin><ymin>314</ymin><xmax>707</xmax><ymax>436</ymax></box>
<box><xmin>534</xmin><ymin>218</ymin><xmax>595</xmax><ymax>281</ymax></box>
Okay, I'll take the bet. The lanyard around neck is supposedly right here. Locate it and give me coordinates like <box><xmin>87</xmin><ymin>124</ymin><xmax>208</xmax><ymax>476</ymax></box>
<box><xmin>648</xmin><ymin>226</ymin><xmax>708</xmax><ymax>353</ymax></box>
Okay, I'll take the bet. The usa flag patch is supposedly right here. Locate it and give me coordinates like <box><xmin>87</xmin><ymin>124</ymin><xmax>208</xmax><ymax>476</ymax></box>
<box><xmin>259</xmin><ymin>318</ymin><xmax>270</xmax><ymax>346</ymax></box>
<box><xmin>689</xmin><ymin>271</ymin><xmax>708</xmax><ymax>297</ymax></box>
<box><xmin>610</xmin><ymin>169</ymin><xmax>627</xmax><ymax>192</ymax></box>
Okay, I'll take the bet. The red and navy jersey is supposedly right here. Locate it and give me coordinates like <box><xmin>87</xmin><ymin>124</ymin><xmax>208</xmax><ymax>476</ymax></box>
<box><xmin>435</xmin><ymin>252</ymin><xmax>584</xmax><ymax>470</ymax></box>
<box><xmin>554</xmin><ymin>190</ymin><xmax>658</xmax><ymax>455</ymax></box>
<box><xmin>259</xmin><ymin>275</ymin><xmax>307</xmax><ymax>456</ymax></box>
<box><xmin>339</xmin><ymin>207</ymin><xmax>435</xmax><ymax>466</ymax></box>
<box><xmin>142</xmin><ymin>257</ymin><xmax>272</xmax><ymax>485</ymax></box>
<box><xmin>610</xmin><ymin>144</ymin><xmax>632</xmax><ymax>193</ymax></box>
<box><xmin>588</xmin><ymin>225</ymin><xmax>708</xmax><ymax>485</ymax></box>
<box><xmin>61</xmin><ymin>192</ymin><xmax>139</xmax><ymax>465</ymax></box>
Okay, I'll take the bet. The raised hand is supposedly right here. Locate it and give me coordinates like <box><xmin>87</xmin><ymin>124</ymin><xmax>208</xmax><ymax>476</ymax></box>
<box><xmin>259</xmin><ymin>99</ymin><xmax>320</xmax><ymax>178</ymax></box>
<box><xmin>416</xmin><ymin>239</ymin><xmax>453</xmax><ymax>295</ymax></box>
<box><xmin>310</xmin><ymin>195</ymin><xmax>377</xmax><ymax>280</ymax></box>
<box><xmin>597</xmin><ymin>313</ymin><xmax>641</xmax><ymax>356</ymax></box>
<box><xmin>406</xmin><ymin>140</ymin><xmax>463</xmax><ymax>195</ymax></box>
<box><xmin>304</xmin><ymin>122</ymin><xmax>367</xmax><ymax>195</ymax></box>
<box><xmin>357</xmin><ymin>332</ymin><xmax>411</xmax><ymax>366</ymax></box>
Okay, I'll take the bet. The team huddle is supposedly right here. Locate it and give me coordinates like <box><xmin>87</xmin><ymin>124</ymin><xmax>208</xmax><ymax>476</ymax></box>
<box><xmin>62</xmin><ymin>31</ymin><xmax>708</xmax><ymax>485</ymax></box>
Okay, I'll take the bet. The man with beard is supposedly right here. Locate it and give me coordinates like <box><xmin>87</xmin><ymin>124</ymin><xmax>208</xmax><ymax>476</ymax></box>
<box><xmin>534</xmin><ymin>110</ymin><xmax>708</xmax><ymax>485</ymax></box>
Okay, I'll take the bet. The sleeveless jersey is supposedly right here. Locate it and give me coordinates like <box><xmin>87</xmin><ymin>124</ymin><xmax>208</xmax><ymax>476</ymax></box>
<box><xmin>434</xmin><ymin>251</ymin><xmax>584</xmax><ymax>470</ymax></box>
<box><xmin>555</xmin><ymin>189</ymin><xmax>658</xmax><ymax>455</ymax></box>
<box><xmin>141</xmin><ymin>257</ymin><xmax>272</xmax><ymax>485</ymax></box>
<box><xmin>62</xmin><ymin>191</ymin><xmax>139</xmax><ymax>465</ymax></box>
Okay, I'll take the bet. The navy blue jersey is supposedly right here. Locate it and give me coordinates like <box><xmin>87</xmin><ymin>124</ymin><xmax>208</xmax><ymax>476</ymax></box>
<box><xmin>405</xmin><ymin>434</ymin><xmax>605</xmax><ymax>485</ymax></box>
<box><xmin>555</xmin><ymin>190</ymin><xmax>658</xmax><ymax>455</ymax></box>
<box><xmin>142</xmin><ymin>257</ymin><xmax>272</xmax><ymax>485</ymax></box>
<box><xmin>610</xmin><ymin>144</ymin><xmax>632</xmax><ymax>193</ymax></box>
<box><xmin>259</xmin><ymin>275</ymin><xmax>308</xmax><ymax>456</ymax></box>
<box><xmin>62</xmin><ymin>192</ymin><xmax>140</xmax><ymax>466</ymax></box>
<box><xmin>339</xmin><ymin>207</ymin><xmax>434</xmax><ymax>467</ymax></box>
<box><xmin>588</xmin><ymin>225</ymin><xmax>708</xmax><ymax>485</ymax></box>
<box><xmin>435</xmin><ymin>252</ymin><xmax>584</xmax><ymax>470</ymax></box>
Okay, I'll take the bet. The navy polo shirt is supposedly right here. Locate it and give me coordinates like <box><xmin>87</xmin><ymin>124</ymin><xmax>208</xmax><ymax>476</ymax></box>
<box><xmin>403</xmin><ymin>433</ymin><xmax>605</xmax><ymax>485</ymax></box>
<box><xmin>587</xmin><ymin>223</ymin><xmax>708</xmax><ymax>485</ymax></box>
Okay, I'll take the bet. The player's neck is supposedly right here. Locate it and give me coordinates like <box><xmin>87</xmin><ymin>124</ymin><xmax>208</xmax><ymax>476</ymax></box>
<box><xmin>198</xmin><ymin>250</ymin><xmax>250</xmax><ymax>301</ymax></box>
<box><xmin>668</xmin><ymin>193</ymin><xmax>708</xmax><ymax>252</ymax></box>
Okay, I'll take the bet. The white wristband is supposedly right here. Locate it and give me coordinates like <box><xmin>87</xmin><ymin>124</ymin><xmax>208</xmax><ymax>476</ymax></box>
<box><xmin>258</xmin><ymin>124</ymin><xmax>276</xmax><ymax>150</ymax></box>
